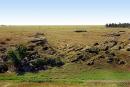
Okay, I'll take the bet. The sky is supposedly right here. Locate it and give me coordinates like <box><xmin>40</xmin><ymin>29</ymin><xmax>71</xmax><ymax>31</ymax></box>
<box><xmin>0</xmin><ymin>0</ymin><xmax>130</xmax><ymax>25</ymax></box>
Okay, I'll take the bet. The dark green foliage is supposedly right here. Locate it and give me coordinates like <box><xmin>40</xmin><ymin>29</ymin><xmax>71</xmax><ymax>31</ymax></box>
<box><xmin>30</xmin><ymin>58</ymin><xmax>46</xmax><ymax>67</ymax></box>
<box><xmin>7</xmin><ymin>44</ymin><xmax>64</xmax><ymax>73</ymax></box>
<box><xmin>7</xmin><ymin>44</ymin><xmax>27</xmax><ymax>73</ymax></box>
<box><xmin>8</xmin><ymin>50</ymin><xmax>21</xmax><ymax>66</ymax></box>
<box><xmin>8</xmin><ymin>44</ymin><xmax>27</xmax><ymax>63</ymax></box>
<box><xmin>46</xmin><ymin>58</ymin><xmax>64</xmax><ymax>67</ymax></box>
<box><xmin>0</xmin><ymin>64</ymin><xmax>8</xmax><ymax>73</ymax></box>
<box><xmin>15</xmin><ymin>44</ymin><xmax>27</xmax><ymax>60</ymax></box>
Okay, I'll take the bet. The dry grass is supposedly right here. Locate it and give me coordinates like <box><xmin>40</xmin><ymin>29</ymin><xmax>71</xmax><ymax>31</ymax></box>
<box><xmin>1</xmin><ymin>81</ymin><xmax>130</xmax><ymax>87</ymax></box>
<box><xmin>0</xmin><ymin>25</ymin><xmax>130</xmax><ymax>48</ymax></box>
<box><xmin>0</xmin><ymin>26</ymin><xmax>130</xmax><ymax>87</ymax></box>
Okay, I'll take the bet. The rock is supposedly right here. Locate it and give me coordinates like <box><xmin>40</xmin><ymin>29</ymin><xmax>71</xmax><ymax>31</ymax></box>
<box><xmin>109</xmin><ymin>40</ymin><xmax>118</xmax><ymax>47</ymax></box>
<box><xmin>87</xmin><ymin>60</ymin><xmax>94</xmax><ymax>65</ymax></box>
<box><xmin>126</xmin><ymin>44</ymin><xmax>130</xmax><ymax>51</ymax></box>
<box><xmin>42</xmin><ymin>46</ymin><xmax>49</xmax><ymax>51</ymax></box>
<box><xmin>27</xmin><ymin>44</ymin><xmax>36</xmax><ymax>51</ymax></box>
<box><xmin>107</xmin><ymin>57</ymin><xmax>114</xmax><ymax>63</ymax></box>
<box><xmin>30</xmin><ymin>37</ymin><xmax>47</xmax><ymax>45</ymax></box>
<box><xmin>71</xmin><ymin>52</ymin><xmax>92</xmax><ymax>63</ymax></box>
<box><xmin>26</xmin><ymin>51</ymin><xmax>40</xmax><ymax>60</ymax></box>
<box><xmin>5</xmin><ymin>38</ymin><xmax>11</xmax><ymax>41</ymax></box>
<box><xmin>93</xmin><ymin>43</ymin><xmax>99</xmax><ymax>46</ymax></box>
<box><xmin>126</xmin><ymin>48</ymin><xmax>130</xmax><ymax>51</ymax></box>
<box><xmin>111</xmin><ymin>45</ymin><xmax>121</xmax><ymax>50</ymax></box>
<box><xmin>87</xmin><ymin>47</ymin><xmax>100</xmax><ymax>54</ymax></box>
<box><xmin>0</xmin><ymin>41</ymin><xmax>6</xmax><ymax>45</ymax></box>
<box><xmin>82</xmin><ymin>46</ymin><xmax>91</xmax><ymax>51</ymax></box>
<box><xmin>119</xmin><ymin>31</ymin><xmax>125</xmax><ymax>32</ymax></box>
<box><xmin>99</xmin><ymin>45</ymin><xmax>109</xmax><ymax>51</ymax></box>
<box><xmin>117</xmin><ymin>60</ymin><xmax>126</xmax><ymax>65</ymax></box>
<box><xmin>106</xmin><ymin>52</ymin><xmax>116</xmax><ymax>64</ymax></box>
<box><xmin>98</xmin><ymin>55</ymin><xmax>105</xmax><ymax>59</ymax></box>
<box><xmin>0</xmin><ymin>47</ymin><xmax>6</xmax><ymax>53</ymax></box>
<box><xmin>110</xmin><ymin>33</ymin><xmax>121</xmax><ymax>37</ymax></box>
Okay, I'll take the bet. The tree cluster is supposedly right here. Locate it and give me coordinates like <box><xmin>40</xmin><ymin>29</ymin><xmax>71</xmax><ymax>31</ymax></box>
<box><xmin>106</xmin><ymin>23</ymin><xmax>130</xmax><ymax>28</ymax></box>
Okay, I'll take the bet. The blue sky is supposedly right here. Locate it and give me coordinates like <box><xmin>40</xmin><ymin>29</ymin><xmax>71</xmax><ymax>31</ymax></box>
<box><xmin>0</xmin><ymin>0</ymin><xmax>130</xmax><ymax>25</ymax></box>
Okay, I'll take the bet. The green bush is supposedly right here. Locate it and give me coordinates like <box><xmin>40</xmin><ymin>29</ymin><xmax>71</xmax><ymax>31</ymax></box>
<box><xmin>46</xmin><ymin>58</ymin><xmax>64</xmax><ymax>67</ymax></box>
<box><xmin>7</xmin><ymin>44</ymin><xmax>27</xmax><ymax>73</ymax></box>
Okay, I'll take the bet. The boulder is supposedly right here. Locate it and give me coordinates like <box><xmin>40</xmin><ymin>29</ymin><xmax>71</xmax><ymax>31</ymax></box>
<box><xmin>0</xmin><ymin>47</ymin><xmax>6</xmax><ymax>53</ymax></box>
<box><xmin>126</xmin><ymin>44</ymin><xmax>130</xmax><ymax>51</ymax></box>
<box><xmin>110</xmin><ymin>33</ymin><xmax>121</xmax><ymax>37</ymax></box>
<box><xmin>117</xmin><ymin>60</ymin><xmax>126</xmax><ymax>65</ymax></box>
<box><xmin>30</xmin><ymin>37</ymin><xmax>47</xmax><ymax>45</ymax></box>
<box><xmin>87</xmin><ymin>60</ymin><xmax>94</xmax><ymax>65</ymax></box>
<box><xmin>82</xmin><ymin>45</ymin><xmax>91</xmax><ymax>52</ymax></box>
<box><xmin>87</xmin><ymin>47</ymin><xmax>100</xmax><ymax>54</ymax></box>
<box><xmin>27</xmin><ymin>44</ymin><xmax>36</xmax><ymax>51</ymax></box>
<box><xmin>126</xmin><ymin>48</ymin><xmax>130</xmax><ymax>51</ymax></box>
<box><xmin>0</xmin><ymin>41</ymin><xmax>6</xmax><ymax>45</ymax></box>
<box><xmin>93</xmin><ymin>43</ymin><xmax>99</xmax><ymax>46</ymax></box>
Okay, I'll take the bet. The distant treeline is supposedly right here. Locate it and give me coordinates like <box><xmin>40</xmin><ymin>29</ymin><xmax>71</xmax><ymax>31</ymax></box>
<box><xmin>106</xmin><ymin>23</ymin><xmax>130</xmax><ymax>28</ymax></box>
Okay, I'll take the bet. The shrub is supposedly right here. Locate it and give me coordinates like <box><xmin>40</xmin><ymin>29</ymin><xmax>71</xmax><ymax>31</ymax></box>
<box><xmin>0</xmin><ymin>64</ymin><xmax>8</xmax><ymax>73</ymax></box>
<box><xmin>74</xmin><ymin>30</ymin><xmax>87</xmax><ymax>33</ymax></box>
<box><xmin>7</xmin><ymin>44</ymin><xmax>27</xmax><ymax>73</ymax></box>
<box><xmin>46</xmin><ymin>58</ymin><xmax>64</xmax><ymax>67</ymax></box>
<box><xmin>15</xmin><ymin>44</ymin><xmax>27</xmax><ymax>59</ymax></box>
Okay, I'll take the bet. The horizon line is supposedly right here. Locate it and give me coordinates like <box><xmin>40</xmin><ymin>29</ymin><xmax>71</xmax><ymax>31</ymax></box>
<box><xmin>0</xmin><ymin>24</ymin><xmax>105</xmax><ymax>26</ymax></box>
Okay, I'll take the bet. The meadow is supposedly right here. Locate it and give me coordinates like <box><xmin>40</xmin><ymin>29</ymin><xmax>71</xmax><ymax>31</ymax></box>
<box><xmin>0</xmin><ymin>25</ymin><xmax>130</xmax><ymax>87</ymax></box>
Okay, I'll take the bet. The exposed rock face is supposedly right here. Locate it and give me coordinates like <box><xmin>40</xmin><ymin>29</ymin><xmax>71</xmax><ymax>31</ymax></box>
<box><xmin>0</xmin><ymin>30</ymin><xmax>129</xmax><ymax>73</ymax></box>
<box><xmin>71</xmin><ymin>39</ymin><xmax>127</xmax><ymax>66</ymax></box>
<box><xmin>28</xmin><ymin>32</ymin><xmax>56</xmax><ymax>55</ymax></box>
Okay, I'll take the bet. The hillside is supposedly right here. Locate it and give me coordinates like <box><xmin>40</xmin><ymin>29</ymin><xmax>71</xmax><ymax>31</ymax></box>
<box><xmin>0</xmin><ymin>26</ymin><xmax>130</xmax><ymax>86</ymax></box>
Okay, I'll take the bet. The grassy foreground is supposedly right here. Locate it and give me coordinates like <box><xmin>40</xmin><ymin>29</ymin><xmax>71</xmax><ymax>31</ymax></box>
<box><xmin>0</xmin><ymin>64</ymin><xmax>130</xmax><ymax>83</ymax></box>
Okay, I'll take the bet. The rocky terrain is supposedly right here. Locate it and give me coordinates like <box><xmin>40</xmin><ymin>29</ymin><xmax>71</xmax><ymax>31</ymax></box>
<box><xmin>0</xmin><ymin>26</ymin><xmax>130</xmax><ymax>74</ymax></box>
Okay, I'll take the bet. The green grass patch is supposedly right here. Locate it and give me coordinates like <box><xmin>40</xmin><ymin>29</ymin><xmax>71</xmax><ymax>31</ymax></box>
<box><xmin>1</xmin><ymin>64</ymin><xmax>130</xmax><ymax>84</ymax></box>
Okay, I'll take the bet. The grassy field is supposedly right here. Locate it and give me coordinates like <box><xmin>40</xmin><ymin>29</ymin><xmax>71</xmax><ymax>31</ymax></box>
<box><xmin>0</xmin><ymin>25</ymin><xmax>130</xmax><ymax>87</ymax></box>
